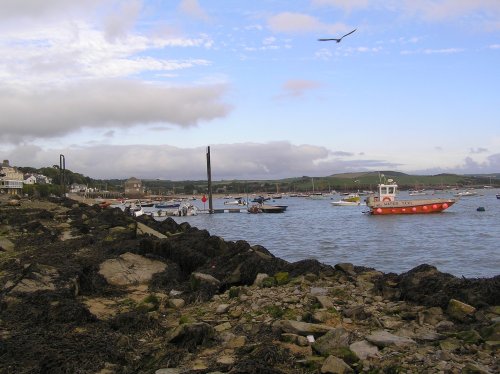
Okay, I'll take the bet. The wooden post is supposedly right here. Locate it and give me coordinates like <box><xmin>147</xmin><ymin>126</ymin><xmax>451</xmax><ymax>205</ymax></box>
<box><xmin>59</xmin><ymin>154</ymin><xmax>66</xmax><ymax>197</ymax></box>
<box><xmin>206</xmin><ymin>146</ymin><xmax>213</xmax><ymax>213</ymax></box>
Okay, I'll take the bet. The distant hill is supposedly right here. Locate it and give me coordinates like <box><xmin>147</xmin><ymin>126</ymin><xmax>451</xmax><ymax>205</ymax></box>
<box><xmin>13</xmin><ymin>166</ymin><xmax>500</xmax><ymax>195</ymax></box>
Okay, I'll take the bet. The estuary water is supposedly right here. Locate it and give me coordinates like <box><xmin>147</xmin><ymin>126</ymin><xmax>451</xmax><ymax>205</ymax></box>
<box><xmin>164</xmin><ymin>189</ymin><xmax>500</xmax><ymax>279</ymax></box>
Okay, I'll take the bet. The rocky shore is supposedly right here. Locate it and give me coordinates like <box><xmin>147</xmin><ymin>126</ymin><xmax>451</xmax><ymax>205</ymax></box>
<box><xmin>0</xmin><ymin>195</ymin><xmax>498</xmax><ymax>374</ymax></box>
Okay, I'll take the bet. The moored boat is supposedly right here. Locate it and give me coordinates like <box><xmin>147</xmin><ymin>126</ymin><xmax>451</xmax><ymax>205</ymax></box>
<box><xmin>330</xmin><ymin>193</ymin><xmax>361</xmax><ymax>206</ymax></box>
<box><xmin>331</xmin><ymin>200</ymin><xmax>361</xmax><ymax>206</ymax></box>
<box><xmin>224</xmin><ymin>198</ymin><xmax>247</xmax><ymax>206</ymax></box>
<box><xmin>366</xmin><ymin>179</ymin><xmax>456</xmax><ymax>215</ymax></box>
<box><xmin>247</xmin><ymin>203</ymin><xmax>287</xmax><ymax>213</ymax></box>
<box><xmin>454</xmin><ymin>190</ymin><xmax>478</xmax><ymax>197</ymax></box>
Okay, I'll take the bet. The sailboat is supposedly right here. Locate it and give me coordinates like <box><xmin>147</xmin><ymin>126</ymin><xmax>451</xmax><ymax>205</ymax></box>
<box><xmin>308</xmin><ymin>177</ymin><xmax>325</xmax><ymax>199</ymax></box>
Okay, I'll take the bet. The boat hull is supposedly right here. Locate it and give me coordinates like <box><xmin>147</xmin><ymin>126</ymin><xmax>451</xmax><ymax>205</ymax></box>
<box><xmin>367</xmin><ymin>198</ymin><xmax>456</xmax><ymax>215</ymax></box>
<box><xmin>331</xmin><ymin>201</ymin><xmax>361</xmax><ymax>206</ymax></box>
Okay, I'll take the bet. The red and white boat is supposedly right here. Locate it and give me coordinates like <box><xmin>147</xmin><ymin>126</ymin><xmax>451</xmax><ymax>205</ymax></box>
<box><xmin>366</xmin><ymin>179</ymin><xmax>457</xmax><ymax>215</ymax></box>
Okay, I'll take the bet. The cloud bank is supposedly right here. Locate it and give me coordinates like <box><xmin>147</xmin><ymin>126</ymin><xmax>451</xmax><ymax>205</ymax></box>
<box><xmin>0</xmin><ymin>80</ymin><xmax>232</xmax><ymax>143</ymax></box>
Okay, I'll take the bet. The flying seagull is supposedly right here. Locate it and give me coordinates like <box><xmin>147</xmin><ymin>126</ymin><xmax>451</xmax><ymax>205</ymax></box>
<box><xmin>318</xmin><ymin>28</ymin><xmax>356</xmax><ymax>43</ymax></box>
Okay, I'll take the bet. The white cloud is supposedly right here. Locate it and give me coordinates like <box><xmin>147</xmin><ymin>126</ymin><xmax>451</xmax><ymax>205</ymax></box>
<box><xmin>2</xmin><ymin>141</ymin><xmax>394</xmax><ymax>180</ymax></box>
<box><xmin>268</xmin><ymin>12</ymin><xmax>350</xmax><ymax>35</ymax></box>
<box><xmin>277</xmin><ymin>79</ymin><xmax>322</xmax><ymax>99</ymax></box>
<box><xmin>401</xmin><ymin>0</ymin><xmax>500</xmax><ymax>22</ymax></box>
<box><xmin>104</xmin><ymin>0</ymin><xmax>143</xmax><ymax>42</ymax></box>
<box><xmin>423</xmin><ymin>48</ymin><xmax>464</xmax><ymax>54</ymax></box>
<box><xmin>0</xmin><ymin>80</ymin><xmax>232</xmax><ymax>143</ymax></box>
<box><xmin>311</xmin><ymin>0</ymin><xmax>370</xmax><ymax>12</ymax></box>
<box><xmin>0</xmin><ymin>0</ymin><xmax>106</xmax><ymax>21</ymax></box>
<box><xmin>401</xmin><ymin>47</ymin><xmax>464</xmax><ymax>55</ymax></box>
<box><xmin>312</xmin><ymin>0</ymin><xmax>500</xmax><ymax>26</ymax></box>
<box><xmin>178</xmin><ymin>0</ymin><xmax>210</xmax><ymax>22</ymax></box>
<box><xmin>0</xmin><ymin>20</ymin><xmax>214</xmax><ymax>87</ymax></box>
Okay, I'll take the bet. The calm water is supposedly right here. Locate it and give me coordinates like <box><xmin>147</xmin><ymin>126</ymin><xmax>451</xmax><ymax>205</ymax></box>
<box><xmin>161</xmin><ymin>189</ymin><xmax>500</xmax><ymax>278</ymax></box>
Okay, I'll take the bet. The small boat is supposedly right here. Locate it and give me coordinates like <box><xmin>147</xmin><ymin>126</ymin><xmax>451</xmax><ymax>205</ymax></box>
<box><xmin>251</xmin><ymin>196</ymin><xmax>270</xmax><ymax>203</ymax></box>
<box><xmin>154</xmin><ymin>201</ymin><xmax>180</xmax><ymax>209</ymax></box>
<box><xmin>365</xmin><ymin>178</ymin><xmax>456</xmax><ymax>215</ymax></box>
<box><xmin>408</xmin><ymin>190</ymin><xmax>427</xmax><ymax>196</ymax></box>
<box><xmin>124</xmin><ymin>203</ymin><xmax>144</xmax><ymax>217</ymax></box>
<box><xmin>331</xmin><ymin>200</ymin><xmax>361</xmax><ymax>206</ymax></box>
<box><xmin>247</xmin><ymin>204</ymin><xmax>287</xmax><ymax>213</ymax></box>
<box><xmin>224</xmin><ymin>198</ymin><xmax>247</xmax><ymax>206</ymax></box>
<box><xmin>454</xmin><ymin>190</ymin><xmax>478</xmax><ymax>197</ymax></box>
<box><xmin>259</xmin><ymin>204</ymin><xmax>287</xmax><ymax>213</ymax></box>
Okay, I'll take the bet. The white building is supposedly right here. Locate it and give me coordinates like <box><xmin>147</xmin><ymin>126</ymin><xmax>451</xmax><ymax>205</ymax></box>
<box><xmin>24</xmin><ymin>174</ymin><xmax>37</xmax><ymax>185</ymax></box>
<box><xmin>0</xmin><ymin>160</ymin><xmax>24</xmax><ymax>195</ymax></box>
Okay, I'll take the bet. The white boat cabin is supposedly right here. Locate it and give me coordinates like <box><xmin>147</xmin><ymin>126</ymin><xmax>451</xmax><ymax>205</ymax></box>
<box><xmin>376</xmin><ymin>180</ymin><xmax>398</xmax><ymax>202</ymax></box>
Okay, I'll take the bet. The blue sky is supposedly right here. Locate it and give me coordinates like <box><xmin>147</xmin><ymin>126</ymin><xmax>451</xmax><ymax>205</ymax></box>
<box><xmin>0</xmin><ymin>0</ymin><xmax>499</xmax><ymax>180</ymax></box>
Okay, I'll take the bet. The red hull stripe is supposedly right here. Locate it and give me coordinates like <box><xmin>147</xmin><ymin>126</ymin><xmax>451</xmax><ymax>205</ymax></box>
<box><xmin>370</xmin><ymin>201</ymin><xmax>455</xmax><ymax>215</ymax></box>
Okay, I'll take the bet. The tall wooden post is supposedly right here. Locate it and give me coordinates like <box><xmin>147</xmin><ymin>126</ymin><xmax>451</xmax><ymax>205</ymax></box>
<box><xmin>59</xmin><ymin>154</ymin><xmax>66</xmax><ymax>197</ymax></box>
<box><xmin>206</xmin><ymin>146</ymin><xmax>213</xmax><ymax>213</ymax></box>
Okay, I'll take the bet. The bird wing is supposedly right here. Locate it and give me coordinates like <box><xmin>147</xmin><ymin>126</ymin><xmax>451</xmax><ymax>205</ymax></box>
<box><xmin>340</xmin><ymin>29</ymin><xmax>357</xmax><ymax>39</ymax></box>
<box><xmin>318</xmin><ymin>38</ymin><xmax>340</xmax><ymax>41</ymax></box>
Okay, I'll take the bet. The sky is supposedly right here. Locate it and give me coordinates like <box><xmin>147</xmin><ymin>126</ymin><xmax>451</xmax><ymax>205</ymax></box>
<box><xmin>0</xmin><ymin>0</ymin><xmax>499</xmax><ymax>180</ymax></box>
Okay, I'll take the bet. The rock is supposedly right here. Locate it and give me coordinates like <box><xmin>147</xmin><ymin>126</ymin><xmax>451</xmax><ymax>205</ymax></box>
<box><xmin>349</xmin><ymin>340</ymin><xmax>379</xmax><ymax>360</ymax></box>
<box><xmin>462</xmin><ymin>362</ymin><xmax>493</xmax><ymax>374</ymax></box>
<box><xmin>225</xmin><ymin>335</ymin><xmax>246</xmax><ymax>348</ymax></box>
<box><xmin>253</xmin><ymin>273</ymin><xmax>268</xmax><ymax>287</ymax></box>
<box><xmin>168</xmin><ymin>299</ymin><xmax>185</xmax><ymax>309</ymax></box>
<box><xmin>342</xmin><ymin>306</ymin><xmax>370</xmax><ymax>320</ymax></box>
<box><xmin>456</xmin><ymin>329</ymin><xmax>482</xmax><ymax>344</ymax></box>
<box><xmin>480</xmin><ymin>322</ymin><xmax>500</xmax><ymax>341</ymax></box>
<box><xmin>447</xmin><ymin>299</ymin><xmax>476</xmax><ymax>322</ymax></box>
<box><xmin>11</xmin><ymin>264</ymin><xmax>59</xmax><ymax>293</ymax></box>
<box><xmin>316</xmin><ymin>295</ymin><xmax>334</xmax><ymax>309</ymax></box>
<box><xmin>155</xmin><ymin>369</ymin><xmax>183</xmax><ymax>374</ymax></box>
<box><xmin>312</xmin><ymin>328</ymin><xmax>351</xmax><ymax>356</ymax></box>
<box><xmin>272</xmin><ymin>320</ymin><xmax>335</xmax><ymax>337</ymax></box>
<box><xmin>191</xmin><ymin>272</ymin><xmax>221</xmax><ymax>285</ymax></box>
<box><xmin>413</xmin><ymin>327</ymin><xmax>443</xmax><ymax>342</ymax></box>
<box><xmin>7</xmin><ymin>199</ymin><xmax>20</xmax><ymax>206</ymax></box>
<box><xmin>419</xmin><ymin>306</ymin><xmax>444</xmax><ymax>326</ymax></box>
<box><xmin>439</xmin><ymin>338</ymin><xmax>462</xmax><ymax>351</ymax></box>
<box><xmin>335</xmin><ymin>263</ymin><xmax>356</xmax><ymax>276</ymax></box>
<box><xmin>310</xmin><ymin>287</ymin><xmax>329</xmax><ymax>296</ymax></box>
<box><xmin>168</xmin><ymin>322</ymin><xmax>214</xmax><ymax>352</ymax></box>
<box><xmin>216</xmin><ymin>355</ymin><xmax>235</xmax><ymax>365</ymax></box>
<box><xmin>365</xmin><ymin>330</ymin><xmax>416</xmax><ymax>348</ymax></box>
<box><xmin>214</xmin><ymin>322</ymin><xmax>232</xmax><ymax>332</ymax></box>
<box><xmin>98</xmin><ymin>252</ymin><xmax>166</xmax><ymax>286</ymax></box>
<box><xmin>0</xmin><ymin>237</ymin><xmax>15</xmax><ymax>252</ymax></box>
<box><xmin>321</xmin><ymin>355</ymin><xmax>354</xmax><ymax>374</ymax></box>
<box><xmin>216</xmin><ymin>304</ymin><xmax>230</xmax><ymax>314</ymax></box>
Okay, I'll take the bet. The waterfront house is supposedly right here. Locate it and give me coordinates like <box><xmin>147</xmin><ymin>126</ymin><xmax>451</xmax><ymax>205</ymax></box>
<box><xmin>124</xmin><ymin>177</ymin><xmax>144</xmax><ymax>198</ymax></box>
<box><xmin>69</xmin><ymin>183</ymin><xmax>88</xmax><ymax>193</ymax></box>
<box><xmin>0</xmin><ymin>160</ymin><xmax>24</xmax><ymax>195</ymax></box>
<box><xmin>23</xmin><ymin>174</ymin><xmax>37</xmax><ymax>185</ymax></box>
<box><xmin>23</xmin><ymin>173</ymin><xmax>52</xmax><ymax>185</ymax></box>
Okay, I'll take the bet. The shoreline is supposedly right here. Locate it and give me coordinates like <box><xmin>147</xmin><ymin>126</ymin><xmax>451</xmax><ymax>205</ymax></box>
<box><xmin>0</xmin><ymin>196</ymin><xmax>498</xmax><ymax>373</ymax></box>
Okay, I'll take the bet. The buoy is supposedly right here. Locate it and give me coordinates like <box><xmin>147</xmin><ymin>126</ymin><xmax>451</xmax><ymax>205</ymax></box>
<box><xmin>432</xmin><ymin>204</ymin><xmax>438</xmax><ymax>209</ymax></box>
<box><xmin>442</xmin><ymin>203</ymin><xmax>448</xmax><ymax>209</ymax></box>
<box><xmin>423</xmin><ymin>205</ymin><xmax>428</xmax><ymax>211</ymax></box>
<box><xmin>412</xmin><ymin>207</ymin><xmax>417</xmax><ymax>212</ymax></box>
<box><xmin>477</xmin><ymin>206</ymin><xmax>485</xmax><ymax>212</ymax></box>
<box><xmin>376</xmin><ymin>208</ymin><xmax>382</xmax><ymax>214</ymax></box>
